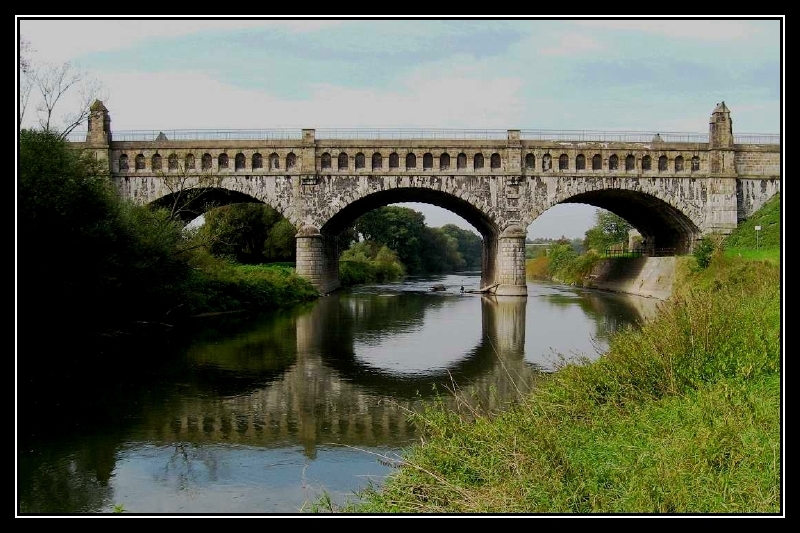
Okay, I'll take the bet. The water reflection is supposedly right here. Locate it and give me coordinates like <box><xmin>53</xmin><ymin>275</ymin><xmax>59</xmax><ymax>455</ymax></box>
<box><xmin>17</xmin><ymin>275</ymin><xmax>660</xmax><ymax>514</ymax></box>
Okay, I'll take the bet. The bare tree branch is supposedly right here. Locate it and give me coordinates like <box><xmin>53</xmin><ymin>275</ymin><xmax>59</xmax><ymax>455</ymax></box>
<box><xmin>23</xmin><ymin>55</ymin><xmax>105</xmax><ymax>137</ymax></box>
<box><xmin>19</xmin><ymin>38</ymin><xmax>34</xmax><ymax>128</ymax></box>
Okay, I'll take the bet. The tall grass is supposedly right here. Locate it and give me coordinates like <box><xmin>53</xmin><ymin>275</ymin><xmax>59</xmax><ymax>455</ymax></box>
<box><xmin>338</xmin><ymin>254</ymin><xmax>781</xmax><ymax>514</ymax></box>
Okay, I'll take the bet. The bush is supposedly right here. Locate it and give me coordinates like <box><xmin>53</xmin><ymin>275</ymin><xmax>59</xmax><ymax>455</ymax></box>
<box><xmin>693</xmin><ymin>235</ymin><xmax>720</xmax><ymax>269</ymax></box>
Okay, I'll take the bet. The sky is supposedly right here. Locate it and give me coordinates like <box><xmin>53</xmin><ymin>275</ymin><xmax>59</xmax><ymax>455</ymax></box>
<box><xmin>17</xmin><ymin>16</ymin><xmax>784</xmax><ymax>240</ymax></box>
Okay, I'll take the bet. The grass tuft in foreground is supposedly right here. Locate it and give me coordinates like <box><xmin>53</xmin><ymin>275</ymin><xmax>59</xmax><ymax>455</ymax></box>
<box><xmin>334</xmin><ymin>254</ymin><xmax>780</xmax><ymax>514</ymax></box>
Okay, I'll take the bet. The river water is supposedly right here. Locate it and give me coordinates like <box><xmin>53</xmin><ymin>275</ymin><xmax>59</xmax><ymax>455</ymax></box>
<box><xmin>17</xmin><ymin>272</ymin><xmax>661</xmax><ymax>515</ymax></box>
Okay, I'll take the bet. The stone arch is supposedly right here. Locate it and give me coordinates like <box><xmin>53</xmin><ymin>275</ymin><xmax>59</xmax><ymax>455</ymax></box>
<box><xmin>558</xmin><ymin>154</ymin><xmax>568</xmax><ymax>170</ymax></box>
<box><xmin>202</xmin><ymin>153</ymin><xmax>212</xmax><ymax>170</ymax></box>
<box><xmin>576</xmin><ymin>154</ymin><xmax>585</xmax><ymax>170</ymax></box>
<box><xmin>235</xmin><ymin>153</ymin><xmax>246</xmax><ymax>171</ymax></box>
<box><xmin>317</xmin><ymin>185</ymin><xmax>502</xmax><ymax>293</ymax></box>
<box><xmin>658</xmin><ymin>155</ymin><xmax>668</xmax><ymax>172</ymax></box>
<box><xmin>440</xmin><ymin>152</ymin><xmax>450</xmax><ymax>170</ymax></box>
<box><xmin>372</xmin><ymin>152</ymin><xmax>382</xmax><ymax>170</ymax></box>
<box><xmin>152</xmin><ymin>153</ymin><xmax>162</xmax><ymax>171</ymax></box>
<box><xmin>286</xmin><ymin>152</ymin><xmax>297</xmax><ymax>169</ymax></box>
<box><xmin>609</xmin><ymin>154</ymin><xmax>619</xmax><ymax>170</ymax></box>
<box><xmin>675</xmin><ymin>155</ymin><xmax>684</xmax><ymax>172</ymax></box>
<box><xmin>423</xmin><ymin>153</ymin><xmax>433</xmax><ymax>170</ymax></box>
<box><xmin>520</xmin><ymin>179</ymin><xmax>703</xmax><ymax>254</ymax></box>
<box><xmin>642</xmin><ymin>155</ymin><xmax>652</xmax><ymax>171</ymax></box>
<box><xmin>355</xmin><ymin>152</ymin><xmax>366</xmax><ymax>170</ymax></box>
<box><xmin>270</xmin><ymin>152</ymin><xmax>280</xmax><ymax>170</ymax></box>
<box><xmin>218</xmin><ymin>153</ymin><xmax>229</xmax><ymax>169</ymax></box>
<box><xmin>119</xmin><ymin>154</ymin><xmax>129</xmax><ymax>171</ymax></box>
<box><xmin>185</xmin><ymin>153</ymin><xmax>196</xmax><ymax>170</ymax></box>
<box><xmin>625</xmin><ymin>154</ymin><xmax>635</xmax><ymax>171</ymax></box>
<box><xmin>691</xmin><ymin>156</ymin><xmax>700</xmax><ymax>172</ymax></box>
<box><xmin>389</xmin><ymin>152</ymin><xmax>399</xmax><ymax>169</ymax></box>
<box><xmin>405</xmin><ymin>153</ymin><xmax>416</xmax><ymax>169</ymax></box>
<box><xmin>168</xmin><ymin>153</ymin><xmax>179</xmax><ymax>171</ymax></box>
<box><xmin>252</xmin><ymin>153</ymin><xmax>263</xmax><ymax>170</ymax></box>
<box><xmin>474</xmin><ymin>153</ymin><xmax>484</xmax><ymax>169</ymax></box>
<box><xmin>338</xmin><ymin>152</ymin><xmax>348</xmax><ymax>170</ymax></box>
<box><xmin>592</xmin><ymin>154</ymin><xmax>602</xmax><ymax>170</ymax></box>
<box><xmin>457</xmin><ymin>152</ymin><xmax>467</xmax><ymax>169</ymax></box>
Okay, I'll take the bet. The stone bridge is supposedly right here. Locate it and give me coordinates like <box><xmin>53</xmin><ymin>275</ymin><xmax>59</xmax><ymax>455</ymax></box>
<box><xmin>73</xmin><ymin>101</ymin><xmax>780</xmax><ymax>295</ymax></box>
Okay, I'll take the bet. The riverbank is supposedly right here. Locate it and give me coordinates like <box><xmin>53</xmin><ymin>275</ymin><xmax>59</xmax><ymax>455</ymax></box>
<box><xmin>583</xmin><ymin>256</ymin><xmax>676</xmax><ymax>300</ymax></box>
<box><xmin>338</xmin><ymin>251</ymin><xmax>781</xmax><ymax>514</ymax></box>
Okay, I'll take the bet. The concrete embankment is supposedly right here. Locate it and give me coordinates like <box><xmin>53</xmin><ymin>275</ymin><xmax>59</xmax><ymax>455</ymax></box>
<box><xmin>583</xmin><ymin>256</ymin><xmax>676</xmax><ymax>301</ymax></box>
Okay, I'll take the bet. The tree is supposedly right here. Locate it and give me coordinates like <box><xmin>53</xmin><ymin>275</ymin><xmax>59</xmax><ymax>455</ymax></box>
<box><xmin>18</xmin><ymin>129</ymin><xmax>189</xmax><ymax>337</ymax></box>
<box><xmin>583</xmin><ymin>210</ymin><xmax>632</xmax><ymax>253</ymax></box>
<box><xmin>354</xmin><ymin>206</ymin><xmax>428</xmax><ymax>274</ymax></box>
<box><xmin>441</xmin><ymin>224</ymin><xmax>482</xmax><ymax>269</ymax></box>
<box><xmin>419</xmin><ymin>227</ymin><xmax>464</xmax><ymax>273</ymax></box>
<box><xmin>18</xmin><ymin>37</ymin><xmax>105</xmax><ymax>137</ymax></box>
<box><xmin>151</xmin><ymin>162</ymin><xmax>226</xmax><ymax>222</ymax></box>
<box><xmin>199</xmin><ymin>202</ymin><xmax>296</xmax><ymax>264</ymax></box>
<box><xmin>19</xmin><ymin>38</ymin><xmax>34</xmax><ymax>129</ymax></box>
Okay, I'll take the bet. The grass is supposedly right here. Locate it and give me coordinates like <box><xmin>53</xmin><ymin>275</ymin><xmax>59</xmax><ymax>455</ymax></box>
<box><xmin>723</xmin><ymin>247</ymin><xmax>780</xmax><ymax>265</ymax></box>
<box><xmin>328</xmin><ymin>193</ymin><xmax>782</xmax><ymax>515</ymax></box>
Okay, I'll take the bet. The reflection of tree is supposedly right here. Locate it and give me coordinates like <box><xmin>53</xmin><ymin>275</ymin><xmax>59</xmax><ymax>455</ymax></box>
<box><xmin>18</xmin><ymin>437</ymin><xmax>117</xmax><ymax>513</ymax></box>
<box><xmin>158</xmin><ymin>443</ymin><xmax>220</xmax><ymax>493</ymax></box>
<box><xmin>538</xmin><ymin>286</ymin><xmax>658</xmax><ymax>340</ymax></box>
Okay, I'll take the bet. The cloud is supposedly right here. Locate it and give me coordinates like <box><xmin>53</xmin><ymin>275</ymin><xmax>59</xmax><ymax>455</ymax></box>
<box><xmin>538</xmin><ymin>32</ymin><xmax>603</xmax><ymax>56</ymax></box>
<box><xmin>572</xmin><ymin>18</ymin><xmax>770</xmax><ymax>42</ymax></box>
<box><xmin>66</xmin><ymin>68</ymin><xmax>526</xmax><ymax>131</ymax></box>
<box><xmin>18</xmin><ymin>18</ymin><xmax>343</xmax><ymax>64</ymax></box>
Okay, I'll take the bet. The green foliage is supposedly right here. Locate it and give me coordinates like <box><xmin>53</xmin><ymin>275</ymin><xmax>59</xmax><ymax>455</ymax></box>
<box><xmin>441</xmin><ymin>224</ymin><xmax>483</xmax><ymax>269</ymax></box>
<box><xmin>723</xmin><ymin>193</ymin><xmax>781</xmax><ymax>250</ymax></box>
<box><xmin>547</xmin><ymin>242</ymin><xmax>579</xmax><ymax>278</ymax></box>
<box><xmin>352</xmin><ymin>206</ymin><xmax>481</xmax><ymax>276</ymax></box>
<box><xmin>199</xmin><ymin>203</ymin><xmax>295</xmax><ymax>264</ymax></box>
<box><xmin>18</xmin><ymin>129</ymin><xmax>318</xmax><ymax>343</ymax></box>
<box><xmin>693</xmin><ymin>234</ymin><xmax>720</xmax><ymax>270</ymax></box>
<box><xmin>584</xmin><ymin>210</ymin><xmax>632</xmax><ymax>253</ymax></box>
<box><xmin>342</xmin><ymin>256</ymin><xmax>781</xmax><ymax>514</ymax></box>
<box><xmin>339</xmin><ymin>241</ymin><xmax>405</xmax><ymax>286</ymax></box>
<box><xmin>181</xmin><ymin>254</ymin><xmax>317</xmax><ymax>315</ymax></box>
<box><xmin>18</xmin><ymin>129</ymin><xmax>189</xmax><ymax>332</ymax></box>
<box><xmin>354</xmin><ymin>206</ymin><xmax>427</xmax><ymax>274</ymax></box>
<box><xmin>420</xmin><ymin>227</ymin><xmax>464</xmax><ymax>273</ymax></box>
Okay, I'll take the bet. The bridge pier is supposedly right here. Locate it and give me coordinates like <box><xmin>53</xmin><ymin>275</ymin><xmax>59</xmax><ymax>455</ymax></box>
<box><xmin>493</xmin><ymin>225</ymin><xmax>528</xmax><ymax>297</ymax></box>
<box><xmin>295</xmin><ymin>225</ymin><xmax>340</xmax><ymax>295</ymax></box>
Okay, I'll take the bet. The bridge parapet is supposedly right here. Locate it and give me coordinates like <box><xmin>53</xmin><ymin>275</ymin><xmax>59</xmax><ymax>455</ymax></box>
<box><xmin>64</xmin><ymin>128</ymin><xmax>780</xmax><ymax>145</ymax></box>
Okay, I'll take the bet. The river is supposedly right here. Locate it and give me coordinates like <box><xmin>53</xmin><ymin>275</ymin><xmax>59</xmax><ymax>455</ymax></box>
<box><xmin>17</xmin><ymin>271</ymin><xmax>661</xmax><ymax>515</ymax></box>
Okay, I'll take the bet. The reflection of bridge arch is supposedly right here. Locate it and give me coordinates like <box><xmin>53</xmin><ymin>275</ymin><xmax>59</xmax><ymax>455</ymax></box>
<box><xmin>78</xmin><ymin>101</ymin><xmax>779</xmax><ymax>294</ymax></box>
<box><xmin>138</xmin><ymin>291</ymin><xmax>536</xmax><ymax>459</ymax></box>
<box><xmin>299</xmin><ymin>294</ymin><xmax>529</xmax><ymax>400</ymax></box>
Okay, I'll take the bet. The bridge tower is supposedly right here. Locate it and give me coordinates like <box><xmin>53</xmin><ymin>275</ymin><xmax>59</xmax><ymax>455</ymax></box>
<box><xmin>705</xmin><ymin>101</ymin><xmax>739</xmax><ymax>235</ymax></box>
<box><xmin>87</xmin><ymin>100</ymin><xmax>111</xmax><ymax>145</ymax></box>
<box><xmin>85</xmin><ymin>100</ymin><xmax>111</xmax><ymax>164</ymax></box>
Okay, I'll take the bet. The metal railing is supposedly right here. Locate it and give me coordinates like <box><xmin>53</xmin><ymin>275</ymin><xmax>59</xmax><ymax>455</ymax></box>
<box><xmin>63</xmin><ymin>128</ymin><xmax>780</xmax><ymax>145</ymax></box>
<box><xmin>315</xmin><ymin>128</ymin><xmax>509</xmax><ymax>140</ymax></box>
<box><xmin>520</xmin><ymin>130</ymin><xmax>709</xmax><ymax>143</ymax></box>
<box><xmin>604</xmin><ymin>247</ymin><xmax>677</xmax><ymax>258</ymax></box>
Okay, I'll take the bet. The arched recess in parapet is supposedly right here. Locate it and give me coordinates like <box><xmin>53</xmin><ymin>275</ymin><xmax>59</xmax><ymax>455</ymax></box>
<box><xmin>525</xmin><ymin>188</ymin><xmax>701</xmax><ymax>254</ymax></box>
